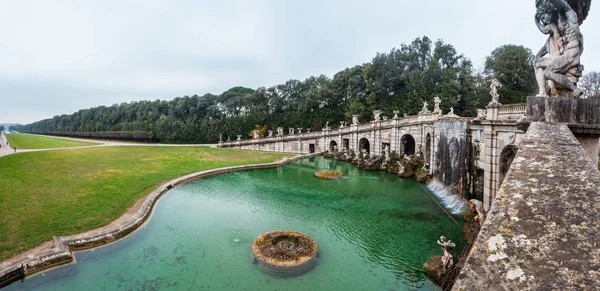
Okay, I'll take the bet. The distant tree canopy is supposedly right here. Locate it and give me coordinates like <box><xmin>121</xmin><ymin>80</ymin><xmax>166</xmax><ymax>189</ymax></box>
<box><xmin>0</xmin><ymin>126</ymin><xmax>5</xmax><ymax>131</ymax></box>
<box><xmin>483</xmin><ymin>45</ymin><xmax>537</xmax><ymax>104</ymax></box>
<box><xmin>18</xmin><ymin>38</ymin><xmax>539</xmax><ymax>143</ymax></box>
<box><xmin>8</xmin><ymin>126</ymin><xmax>15</xmax><ymax>131</ymax></box>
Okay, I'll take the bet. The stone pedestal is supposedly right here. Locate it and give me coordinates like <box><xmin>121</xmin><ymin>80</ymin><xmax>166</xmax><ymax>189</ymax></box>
<box><xmin>519</xmin><ymin>97</ymin><xmax>600</xmax><ymax>165</ymax></box>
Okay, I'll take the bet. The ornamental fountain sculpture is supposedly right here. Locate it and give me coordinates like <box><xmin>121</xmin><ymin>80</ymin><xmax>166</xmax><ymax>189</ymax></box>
<box><xmin>534</xmin><ymin>0</ymin><xmax>591</xmax><ymax>97</ymax></box>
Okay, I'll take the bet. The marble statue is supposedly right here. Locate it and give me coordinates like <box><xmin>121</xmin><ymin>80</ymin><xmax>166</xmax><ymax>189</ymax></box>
<box><xmin>289</xmin><ymin>127</ymin><xmax>295</xmax><ymax>135</ymax></box>
<box><xmin>448</xmin><ymin>107</ymin><xmax>454</xmax><ymax>116</ymax></box>
<box><xmin>352</xmin><ymin>115</ymin><xmax>359</xmax><ymax>125</ymax></box>
<box><xmin>393</xmin><ymin>110</ymin><xmax>400</xmax><ymax>119</ymax></box>
<box><xmin>384</xmin><ymin>145</ymin><xmax>391</xmax><ymax>162</ymax></box>
<box><xmin>534</xmin><ymin>0</ymin><xmax>591</xmax><ymax>97</ymax></box>
<box><xmin>277</xmin><ymin>127</ymin><xmax>283</xmax><ymax>136</ymax></box>
<box><xmin>253</xmin><ymin>130</ymin><xmax>259</xmax><ymax>139</ymax></box>
<box><xmin>373</xmin><ymin>110</ymin><xmax>382</xmax><ymax>121</ymax></box>
<box><xmin>268</xmin><ymin>130</ymin><xmax>273</xmax><ymax>137</ymax></box>
<box><xmin>324</xmin><ymin>121</ymin><xmax>330</xmax><ymax>130</ymax></box>
<box><xmin>433</xmin><ymin>97</ymin><xmax>442</xmax><ymax>114</ymax></box>
<box><xmin>306</xmin><ymin>128</ymin><xmax>311</xmax><ymax>133</ymax></box>
<box><xmin>419</xmin><ymin>101</ymin><xmax>430</xmax><ymax>115</ymax></box>
<box><xmin>437</xmin><ymin>236</ymin><xmax>456</xmax><ymax>271</ymax></box>
<box><xmin>297</xmin><ymin>128</ymin><xmax>303</xmax><ymax>134</ymax></box>
<box><xmin>227</xmin><ymin>136</ymin><xmax>230</xmax><ymax>141</ymax></box>
<box><xmin>340</xmin><ymin>121</ymin><xmax>345</xmax><ymax>128</ymax></box>
<box><xmin>237</xmin><ymin>135</ymin><xmax>242</xmax><ymax>141</ymax></box>
<box><xmin>219</xmin><ymin>134</ymin><xmax>223</xmax><ymax>142</ymax></box>
<box><xmin>488</xmin><ymin>79</ymin><xmax>502</xmax><ymax>106</ymax></box>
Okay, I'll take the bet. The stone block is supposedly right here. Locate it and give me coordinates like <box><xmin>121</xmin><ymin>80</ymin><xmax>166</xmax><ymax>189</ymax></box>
<box><xmin>526</xmin><ymin>97</ymin><xmax>600</xmax><ymax>124</ymax></box>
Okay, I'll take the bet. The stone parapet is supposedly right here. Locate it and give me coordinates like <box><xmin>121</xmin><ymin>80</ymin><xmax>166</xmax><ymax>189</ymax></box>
<box><xmin>0</xmin><ymin>153</ymin><xmax>321</xmax><ymax>288</ymax></box>
<box><xmin>453</xmin><ymin>122</ymin><xmax>600</xmax><ymax>290</ymax></box>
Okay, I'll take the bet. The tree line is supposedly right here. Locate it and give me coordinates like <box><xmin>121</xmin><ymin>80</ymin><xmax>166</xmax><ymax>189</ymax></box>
<box><xmin>17</xmin><ymin>36</ymin><xmax>598</xmax><ymax>143</ymax></box>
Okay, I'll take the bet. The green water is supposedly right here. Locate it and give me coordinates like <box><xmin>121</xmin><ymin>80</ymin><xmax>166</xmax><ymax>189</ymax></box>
<box><xmin>6</xmin><ymin>157</ymin><xmax>464</xmax><ymax>290</ymax></box>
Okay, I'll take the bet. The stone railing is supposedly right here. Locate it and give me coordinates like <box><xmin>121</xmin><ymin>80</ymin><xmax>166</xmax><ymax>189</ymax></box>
<box><xmin>497</xmin><ymin>103</ymin><xmax>526</xmax><ymax>120</ymax></box>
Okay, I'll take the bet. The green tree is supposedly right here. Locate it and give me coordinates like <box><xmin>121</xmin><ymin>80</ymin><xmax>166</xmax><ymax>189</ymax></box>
<box><xmin>484</xmin><ymin>45</ymin><xmax>537</xmax><ymax>104</ymax></box>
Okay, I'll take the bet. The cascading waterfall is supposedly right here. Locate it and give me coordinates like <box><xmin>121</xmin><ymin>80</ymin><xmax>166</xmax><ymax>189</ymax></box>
<box><xmin>426</xmin><ymin>180</ymin><xmax>467</xmax><ymax>215</ymax></box>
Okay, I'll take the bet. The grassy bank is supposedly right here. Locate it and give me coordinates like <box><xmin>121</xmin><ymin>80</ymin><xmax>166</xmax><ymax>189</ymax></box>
<box><xmin>0</xmin><ymin>146</ymin><xmax>293</xmax><ymax>261</ymax></box>
<box><xmin>5</xmin><ymin>133</ymin><xmax>99</xmax><ymax>149</ymax></box>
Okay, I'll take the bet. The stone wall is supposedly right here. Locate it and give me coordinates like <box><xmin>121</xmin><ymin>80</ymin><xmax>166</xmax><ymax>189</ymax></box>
<box><xmin>453</xmin><ymin>123</ymin><xmax>600</xmax><ymax>289</ymax></box>
<box><xmin>433</xmin><ymin>121</ymin><xmax>470</xmax><ymax>195</ymax></box>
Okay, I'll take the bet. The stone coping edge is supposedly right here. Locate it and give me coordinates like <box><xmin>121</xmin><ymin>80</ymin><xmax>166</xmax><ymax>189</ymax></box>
<box><xmin>0</xmin><ymin>152</ymin><xmax>322</xmax><ymax>288</ymax></box>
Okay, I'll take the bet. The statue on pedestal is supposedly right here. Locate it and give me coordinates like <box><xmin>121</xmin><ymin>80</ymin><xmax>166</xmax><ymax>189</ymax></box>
<box><xmin>268</xmin><ymin>130</ymin><xmax>273</xmax><ymax>137</ymax></box>
<box><xmin>488</xmin><ymin>79</ymin><xmax>502</xmax><ymax>106</ymax></box>
<box><xmin>219</xmin><ymin>134</ymin><xmax>223</xmax><ymax>142</ymax></box>
<box><xmin>419</xmin><ymin>101</ymin><xmax>430</xmax><ymax>115</ymax></box>
<box><xmin>393</xmin><ymin>110</ymin><xmax>400</xmax><ymax>119</ymax></box>
<box><xmin>433</xmin><ymin>97</ymin><xmax>442</xmax><ymax>114</ymax></box>
<box><xmin>289</xmin><ymin>127</ymin><xmax>295</xmax><ymax>135</ymax></box>
<box><xmin>277</xmin><ymin>127</ymin><xmax>284</xmax><ymax>136</ymax></box>
<box><xmin>237</xmin><ymin>135</ymin><xmax>242</xmax><ymax>141</ymax></box>
<box><xmin>352</xmin><ymin>115</ymin><xmax>359</xmax><ymax>125</ymax></box>
<box><xmin>534</xmin><ymin>0</ymin><xmax>591</xmax><ymax>97</ymax></box>
<box><xmin>373</xmin><ymin>110</ymin><xmax>382</xmax><ymax>122</ymax></box>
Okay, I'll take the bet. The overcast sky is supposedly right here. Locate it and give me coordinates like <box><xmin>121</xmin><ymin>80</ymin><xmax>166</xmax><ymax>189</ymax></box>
<box><xmin>0</xmin><ymin>0</ymin><xmax>598</xmax><ymax>124</ymax></box>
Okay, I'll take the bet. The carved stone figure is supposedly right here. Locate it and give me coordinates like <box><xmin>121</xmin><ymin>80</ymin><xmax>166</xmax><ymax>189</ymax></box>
<box><xmin>419</xmin><ymin>101</ymin><xmax>430</xmax><ymax>115</ymax></box>
<box><xmin>437</xmin><ymin>236</ymin><xmax>456</xmax><ymax>271</ymax></box>
<box><xmin>227</xmin><ymin>136</ymin><xmax>230</xmax><ymax>142</ymax></box>
<box><xmin>277</xmin><ymin>127</ymin><xmax>283</xmax><ymax>136</ymax></box>
<box><xmin>433</xmin><ymin>97</ymin><xmax>442</xmax><ymax>114</ymax></box>
<box><xmin>352</xmin><ymin>115</ymin><xmax>359</xmax><ymax>125</ymax></box>
<box><xmin>237</xmin><ymin>135</ymin><xmax>242</xmax><ymax>141</ymax></box>
<box><xmin>340</xmin><ymin>121</ymin><xmax>346</xmax><ymax>128</ymax></box>
<box><xmin>393</xmin><ymin>110</ymin><xmax>400</xmax><ymax>119</ymax></box>
<box><xmin>268</xmin><ymin>130</ymin><xmax>273</xmax><ymax>137</ymax></box>
<box><xmin>297</xmin><ymin>128</ymin><xmax>303</xmax><ymax>134</ymax></box>
<box><xmin>253</xmin><ymin>130</ymin><xmax>259</xmax><ymax>139</ymax></box>
<box><xmin>534</xmin><ymin>0</ymin><xmax>591</xmax><ymax>97</ymax></box>
<box><xmin>306</xmin><ymin>128</ymin><xmax>311</xmax><ymax>133</ymax></box>
<box><xmin>489</xmin><ymin>79</ymin><xmax>502</xmax><ymax>106</ymax></box>
<box><xmin>219</xmin><ymin>134</ymin><xmax>223</xmax><ymax>142</ymax></box>
<box><xmin>324</xmin><ymin>121</ymin><xmax>330</xmax><ymax>130</ymax></box>
<box><xmin>448</xmin><ymin>107</ymin><xmax>454</xmax><ymax>116</ymax></box>
<box><xmin>384</xmin><ymin>145</ymin><xmax>391</xmax><ymax>162</ymax></box>
<box><xmin>289</xmin><ymin>127</ymin><xmax>295</xmax><ymax>135</ymax></box>
<box><xmin>373</xmin><ymin>110</ymin><xmax>382</xmax><ymax>121</ymax></box>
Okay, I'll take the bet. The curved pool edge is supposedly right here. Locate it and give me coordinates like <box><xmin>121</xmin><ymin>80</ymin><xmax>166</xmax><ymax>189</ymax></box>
<box><xmin>0</xmin><ymin>152</ymin><xmax>322</xmax><ymax>288</ymax></box>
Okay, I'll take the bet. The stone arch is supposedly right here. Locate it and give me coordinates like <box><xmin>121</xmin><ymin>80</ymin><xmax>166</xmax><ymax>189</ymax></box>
<box><xmin>329</xmin><ymin>140</ymin><xmax>338</xmax><ymax>151</ymax></box>
<box><xmin>359</xmin><ymin>137</ymin><xmax>370</xmax><ymax>154</ymax></box>
<box><xmin>500</xmin><ymin>145</ymin><xmax>519</xmax><ymax>181</ymax></box>
<box><xmin>401</xmin><ymin>134</ymin><xmax>416</xmax><ymax>156</ymax></box>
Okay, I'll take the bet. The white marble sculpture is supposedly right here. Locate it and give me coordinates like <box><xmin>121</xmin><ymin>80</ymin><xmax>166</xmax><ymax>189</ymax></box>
<box><xmin>437</xmin><ymin>236</ymin><xmax>456</xmax><ymax>271</ymax></box>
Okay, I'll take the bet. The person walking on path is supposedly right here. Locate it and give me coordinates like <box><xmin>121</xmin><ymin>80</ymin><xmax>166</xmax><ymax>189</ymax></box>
<box><xmin>13</xmin><ymin>147</ymin><xmax>16</xmax><ymax>153</ymax></box>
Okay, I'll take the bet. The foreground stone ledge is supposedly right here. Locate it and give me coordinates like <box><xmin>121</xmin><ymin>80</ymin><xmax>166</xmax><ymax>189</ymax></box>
<box><xmin>0</xmin><ymin>152</ymin><xmax>321</xmax><ymax>288</ymax></box>
<box><xmin>453</xmin><ymin>123</ymin><xmax>600</xmax><ymax>290</ymax></box>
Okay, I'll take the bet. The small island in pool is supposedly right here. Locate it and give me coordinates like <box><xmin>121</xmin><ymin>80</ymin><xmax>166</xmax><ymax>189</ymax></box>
<box><xmin>314</xmin><ymin>170</ymin><xmax>342</xmax><ymax>180</ymax></box>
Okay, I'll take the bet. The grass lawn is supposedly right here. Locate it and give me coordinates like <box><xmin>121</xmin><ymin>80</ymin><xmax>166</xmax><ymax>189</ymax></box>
<box><xmin>0</xmin><ymin>146</ymin><xmax>293</xmax><ymax>261</ymax></box>
<box><xmin>5</xmin><ymin>133</ymin><xmax>99</xmax><ymax>149</ymax></box>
